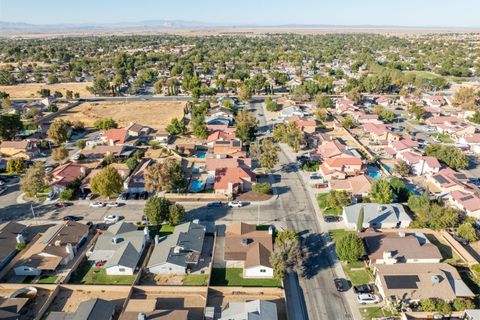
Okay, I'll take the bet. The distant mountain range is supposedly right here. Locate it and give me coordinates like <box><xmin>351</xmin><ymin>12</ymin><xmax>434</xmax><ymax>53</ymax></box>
<box><xmin>0</xmin><ymin>20</ymin><xmax>475</xmax><ymax>35</ymax></box>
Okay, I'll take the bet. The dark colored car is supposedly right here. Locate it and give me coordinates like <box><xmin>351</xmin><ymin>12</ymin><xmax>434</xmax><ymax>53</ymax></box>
<box><xmin>56</xmin><ymin>202</ymin><xmax>73</xmax><ymax>208</ymax></box>
<box><xmin>141</xmin><ymin>191</ymin><xmax>148</xmax><ymax>200</ymax></box>
<box><xmin>133</xmin><ymin>193</ymin><xmax>140</xmax><ymax>200</ymax></box>
<box><xmin>324</xmin><ymin>216</ymin><xmax>342</xmax><ymax>223</ymax></box>
<box><xmin>334</xmin><ymin>278</ymin><xmax>348</xmax><ymax>292</ymax></box>
<box><xmin>353</xmin><ymin>284</ymin><xmax>374</xmax><ymax>294</ymax></box>
<box><xmin>207</xmin><ymin>201</ymin><xmax>223</xmax><ymax>208</ymax></box>
<box><xmin>63</xmin><ymin>215</ymin><xmax>82</xmax><ymax>221</ymax></box>
<box><xmin>124</xmin><ymin>193</ymin><xmax>130</xmax><ymax>200</ymax></box>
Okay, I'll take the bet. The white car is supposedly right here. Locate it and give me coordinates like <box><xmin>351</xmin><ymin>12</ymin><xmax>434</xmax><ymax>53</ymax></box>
<box><xmin>103</xmin><ymin>215</ymin><xmax>120</xmax><ymax>223</ymax></box>
<box><xmin>89</xmin><ymin>202</ymin><xmax>105</xmax><ymax>208</ymax></box>
<box><xmin>106</xmin><ymin>202</ymin><xmax>119</xmax><ymax>207</ymax></box>
<box><xmin>228</xmin><ymin>201</ymin><xmax>243</xmax><ymax>208</ymax></box>
<box><xmin>0</xmin><ymin>180</ymin><xmax>4</xmax><ymax>186</ymax></box>
<box><xmin>357</xmin><ymin>294</ymin><xmax>380</xmax><ymax>305</ymax></box>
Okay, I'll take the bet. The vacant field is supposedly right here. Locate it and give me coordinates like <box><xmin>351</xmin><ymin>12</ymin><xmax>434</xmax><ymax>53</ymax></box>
<box><xmin>0</xmin><ymin>82</ymin><xmax>93</xmax><ymax>98</ymax></box>
<box><xmin>57</xmin><ymin>101</ymin><xmax>185</xmax><ymax>130</ymax></box>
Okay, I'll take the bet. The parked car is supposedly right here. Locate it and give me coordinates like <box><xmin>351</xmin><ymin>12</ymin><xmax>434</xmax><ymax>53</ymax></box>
<box><xmin>0</xmin><ymin>180</ymin><xmax>4</xmax><ymax>186</ymax></box>
<box><xmin>353</xmin><ymin>284</ymin><xmax>374</xmax><ymax>294</ymax></box>
<box><xmin>94</xmin><ymin>261</ymin><xmax>105</xmax><ymax>268</ymax></box>
<box><xmin>357</xmin><ymin>294</ymin><xmax>380</xmax><ymax>305</ymax></box>
<box><xmin>0</xmin><ymin>187</ymin><xmax>7</xmax><ymax>195</ymax></box>
<box><xmin>90</xmin><ymin>202</ymin><xmax>105</xmax><ymax>208</ymax></box>
<box><xmin>55</xmin><ymin>202</ymin><xmax>73</xmax><ymax>208</ymax></box>
<box><xmin>140</xmin><ymin>191</ymin><xmax>148</xmax><ymax>200</ymax></box>
<box><xmin>47</xmin><ymin>193</ymin><xmax>57</xmax><ymax>201</ymax></box>
<box><xmin>133</xmin><ymin>193</ymin><xmax>140</xmax><ymax>200</ymax></box>
<box><xmin>86</xmin><ymin>193</ymin><xmax>95</xmax><ymax>200</ymax></box>
<box><xmin>63</xmin><ymin>215</ymin><xmax>82</xmax><ymax>221</ymax></box>
<box><xmin>104</xmin><ymin>215</ymin><xmax>120</xmax><ymax>223</ymax></box>
<box><xmin>207</xmin><ymin>201</ymin><xmax>223</xmax><ymax>207</ymax></box>
<box><xmin>228</xmin><ymin>201</ymin><xmax>243</xmax><ymax>208</ymax></box>
<box><xmin>106</xmin><ymin>202</ymin><xmax>120</xmax><ymax>208</ymax></box>
<box><xmin>324</xmin><ymin>216</ymin><xmax>342</xmax><ymax>223</ymax></box>
<box><xmin>334</xmin><ymin>278</ymin><xmax>348</xmax><ymax>292</ymax></box>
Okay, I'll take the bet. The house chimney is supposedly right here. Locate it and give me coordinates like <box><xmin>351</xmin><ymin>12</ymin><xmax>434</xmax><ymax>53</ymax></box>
<box><xmin>268</xmin><ymin>226</ymin><xmax>274</xmax><ymax>235</ymax></box>
<box><xmin>154</xmin><ymin>235</ymin><xmax>159</xmax><ymax>244</ymax></box>
<box><xmin>80</xmin><ymin>167</ymin><xmax>86</xmax><ymax>176</ymax></box>
<box><xmin>54</xmin><ymin>240</ymin><xmax>62</xmax><ymax>247</ymax></box>
<box><xmin>137</xmin><ymin>313</ymin><xmax>146</xmax><ymax>320</ymax></box>
<box><xmin>16</xmin><ymin>234</ymin><xmax>25</xmax><ymax>244</ymax></box>
<box><xmin>66</xmin><ymin>243</ymin><xmax>74</xmax><ymax>258</ymax></box>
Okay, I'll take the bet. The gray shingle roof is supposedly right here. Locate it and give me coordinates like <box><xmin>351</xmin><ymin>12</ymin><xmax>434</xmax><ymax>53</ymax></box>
<box><xmin>343</xmin><ymin>203</ymin><xmax>411</xmax><ymax>226</ymax></box>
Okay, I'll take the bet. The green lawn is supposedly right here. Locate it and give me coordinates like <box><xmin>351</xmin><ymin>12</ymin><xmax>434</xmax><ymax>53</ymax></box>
<box><xmin>37</xmin><ymin>275</ymin><xmax>58</xmax><ymax>284</ymax></box>
<box><xmin>431</xmin><ymin>132</ymin><xmax>453</xmax><ymax>143</ymax></box>
<box><xmin>210</xmin><ymin>268</ymin><xmax>281</xmax><ymax>287</ymax></box>
<box><xmin>69</xmin><ymin>260</ymin><xmax>135</xmax><ymax>285</ymax></box>
<box><xmin>342</xmin><ymin>261</ymin><xmax>372</xmax><ymax>286</ymax></box>
<box><xmin>183</xmin><ymin>274</ymin><xmax>209</xmax><ymax>286</ymax></box>
<box><xmin>328</xmin><ymin>229</ymin><xmax>354</xmax><ymax>243</ymax></box>
<box><xmin>148</xmin><ymin>224</ymin><xmax>175</xmax><ymax>238</ymax></box>
<box><xmin>316</xmin><ymin>193</ymin><xmax>342</xmax><ymax>215</ymax></box>
<box><xmin>360</xmin><ymin>307</ymin><xmax>397</xmax><ymax>320</ymax></box>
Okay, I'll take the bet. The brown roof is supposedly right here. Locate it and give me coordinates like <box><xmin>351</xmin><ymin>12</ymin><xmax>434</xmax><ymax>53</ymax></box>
<box><xmin>48</xmin><ymin>221</ymin><xmax>88</xmax><ymax>247</ymax></box>
<box><xmin>79</xmin><ymin>145</ymin><xmax>123</xmax><ymax>158</ymax></box>
<box><xmin>224</xmin><ymin>223</ymin><xmax>273</xmax><ymax>265</ymax></box>
<box><xmin>245</xmin><ymin>242</ymin><xmax>272</xmax><ymax>268</ymax></box>
<box><xmin>0</xmin><ymin>141</ymin><xmax>30</xmax><ymax>149</ymax></box>
<box><xmin>21</xmin><ymin>254</ymin><xmax>63</xmax><ymax>271</ymax></box>
<box><xmin>205</xmin><ymin>158</ymin><xmax>252</xmax><ymax>171</ymax></box>
<box><xmin>0</xmin><ymin>222</ymin><xmax>26</xmax><ymax>263</ymax></box>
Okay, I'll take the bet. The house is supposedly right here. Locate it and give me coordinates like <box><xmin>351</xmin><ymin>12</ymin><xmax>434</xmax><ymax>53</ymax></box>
<box><xmin>389</xmin><ymin>138</ymin><xmax>419</xmax><ymax>155</ymax></box>
<box><xmin>154</xmin><ymin>130</ymin><xmax>171</xmax><ymax>144</ymax></box>
<box><xmin>126</xmin><ymin>122</ymin><xmax>151</xmax><ymax>137</ymax></box>
<box><xmin>397</xmin><ymin>151</ymin><xmax>441</xmax><ymax>176</ymax></box>
<box><xmin>295</xmin><ymin>119</ymin><xmax>317</xmax><ymax>134</ymax></box>
<box><xmin>46</xmin><ymin>298</ymin><xmax>115</xmax><ymax>320</ymax></box>
<box><xmin>428</xmin><ymin>168</ymin><xmax>471</xmax><ymax>195</ymax></box>
<box><xmin>119</xmin><ymin>300</ymin><xmax>188</xmax><ymax>320</ymax></box>
<box><xmin>0</xmin><ymin>288</ymin><xmax>36</xmax><ymax>319</ymax></box>
<box><xmin>214</xmin><ymin>166</ymin><xmax>256</xmax><ymax>196</ymax></box>
<box><xmin>363</xmin><ymin>123</ymin><xmax>390</xmax><ymax>143</ymax></box>
<box><xmin>224</xmin><ymin>223</ymin><xmax>274</xmax><ymax>278</ymax></box>
<box><xmin>49</xmin><ymin>162</ymin><xmax>89</xmax><ymax>193</ymax></box>
<box><xmin>207</xmin><ymin>130</ymin><xmax>236</xmax><ymax>146</ymax></box>
<box><xmin>0</xmin><ymin>222</ymin><xmax>27</xmax><ymax>271</ymax></box>
<box><xmin>374</xmin><ymin>263</ymin><xmax>474</xmax><ymax>303</ymax></box>
<box><xmin>459</xmin><ymin>133</ymin><xmax>480</xmax><ymax>155</ymax></box>
<box><xmin>449</xmin><ymin>190</ymin><xmax>480</xmax><ymax>218</ymax></box>
<box><xmin>81</xmin><ymin>164</ymin><xmax>129</xmax><ymax>194</ymax></box>
<box><xmin>77</xmin><ymin>145</ymin><xmax>126</xmax><ymax>161</ymax></box>
<box><xmin>361</xmin><ymin>230</ymin><xmax>442</xmax><ymax>265</ymax></box>
<box><xmin>376</xmin><ymin>96</ymin><xmax>393</xmax><ymax>107</ymax></box>
<box><xmin>426</xmin><ymin>116</ymin><xmax>476</xmax><ymax>137</ymax></box>
<box><xmin>87</xmin><ymin>222</ymin><xmax>148</xmax><ymax>275</ymax></box>
<box><xmin>279</xmin><ymin>106</ymin><xmax>304</xmax><ymax>118</ymax></box>
<box><xmin>423</xmin><ymin>95</ymin><xmax>446</xmax><ymax>108</ymax></box>
<box><xmin>211</xmin><ymin>140</ymin><xmax>246</xmax><ymax>158</ymax></box>
<box><xmin>147</xmin><ymin>222</ymin><xmax>206</xmax><ymax>274</ymax></box>
<box><xmin>342</xmin><ymin>203</ymin><xmax>412</xmax><ymax>229</ymax></box>
<box><xmin>220</xmin><ymin>300</ymin><xmax>278</xmax><ymax>320</ymax></box>
<box><xmin>100</xmin><ymin>128</ymin><xmax>129</xmax><ymax>146</ymax></box>
<box><xmin>314</xmin><ymin>140</ymin><xmax>354</xmax><ymax>161</ymax></box>
<box><xmin>329</xmin><ymin>174</ymin><xmax>372</xmax><ymax>198</ymax></box>
<box><xmin>124</xmin><ymin>158</ymin><xmax>153</xmax><ymax>194</ymax></box>
<box><xmin>352</xmin><ymin>111</ymin><xmax>382</xmax><ymax>124</ymax></box>
<box><xmin>400</xmin><ymin>96</ymin><xmax>423</xmax><ymax>106</ymax></box>
<box><xmin>14</xmin><ymin>221</ymin><xmax>88</xmax><ymax>276</ymax></box>
<box><xmin>320</xmin><ymin>157</ymin><xmax>363</xmax><ymax>177</ymax></box>
<box><xmin>0</xmin><ymin>140</ymin><xmax>38</xmax><ymax>160</ymax></box>
<box><xmin>205</xmin><ymin>158</ymin><xmax>252</xmax><ymax>186</ymax></box>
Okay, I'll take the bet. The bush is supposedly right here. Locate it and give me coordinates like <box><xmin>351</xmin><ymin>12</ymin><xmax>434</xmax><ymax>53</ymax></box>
<box><xmin>457</xmin><ymin>222</ymin><xmax>478</xmax><ymax>242</ymax></box>
<box><xmin>16</xmin><ymin>242</ymin><xmax>26</xmax><ymax>251</ymax></box>
<box><xmin>252</xmin><ymin>183</ymin><xmax>272</xmax><ymax>194</ymax></box>
<box><xmin>59</xmin><ymin>188</ymin><xmax>74</xmax><ymax>201</ymax></box>
<box><xmin>266</xmin><ymin>100</ymin><xmax>280</xmax><ymax>112</ymax></box>
<box><xmin>335</xmin><ymin>233</ymin><xmax>365</xmax><ymax>262</ymax></box>
<box><xmin>453</xmin><ymin>298</ymin><xmax>475</xmax><ymax>311</ymax></box>
<box><xmin>302</xmin><ymin>160</ymin><xmax>319</xmax><ymax>172</ymax></box>
<box><xmin>76</xmin><ymin>139</ymin><xmax>86</xmax><ymax>149</ymax></box>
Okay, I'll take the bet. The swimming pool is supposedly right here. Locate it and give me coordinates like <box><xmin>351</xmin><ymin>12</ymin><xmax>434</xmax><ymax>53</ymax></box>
<box><xmin>190</xmin><ymin>180</ymin><xmax>205</xmax><ymax>192</ymax></box>
<box><xmin>366</xmin><ymin>166</ymin><xmax>382</xmax><ymax>179</ymax></box>
<box><xmin>196</xmin><ymin>151</ymin><xmax>206</xmax><ymax>159</ymax></box>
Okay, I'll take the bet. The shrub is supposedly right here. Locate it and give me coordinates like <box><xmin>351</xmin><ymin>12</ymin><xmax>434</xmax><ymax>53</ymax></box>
<box><xmin>335</xmin><ymin>233</ymin><xmax>365</xmax><ymax>262</ymax></box>
<box><xmin>252</xmin><ymin>183</ymin><xmax>272</xmax><ymax>194</ymax></box>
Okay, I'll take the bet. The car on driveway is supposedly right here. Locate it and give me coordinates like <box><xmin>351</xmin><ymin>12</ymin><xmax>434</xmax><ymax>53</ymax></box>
<box><xmin>0</xmin><ymin>187</ymin><xmax>7</xmax><ymax>195</ymax></box>
<box><xmin>106</xmin><ymin>202</ymin><xmax>120</xmax><ymax>208</ymax></box>
<box><xmin>63</xmin><ymin>215</ymin><xmax>82</xmax><ymax>221</ymax></box>
<box><xmin>357</xmin><ymin>293</ymin><xmax>380</xmax><ymax>305</ymax></box>
<box><xmin>324</xmin><ymin>215</ymin><xmax>342</xmax><ymax>223</ymax></box>
<box><xmin>334</xmin><ymin>278</ymin><xmax>348</xmax><ymax>292</ymax></box>
<box><xmin>90</xmin><ymin>202</ymin><xmax>105</xmax><ymax>208</ymax></box>
<box><xmin>207</xmin><ymin>201</ymin><xmax>223</xmax><ymax>207</ymax></box>
<box><xmin>228</xmin><ymin>201</ymin><xmax>243</xmax><ymax>208</ymax></box>
<box><xmin>55</xmin><ymin>202</ymin><xmax>73</xmax><ymax>208</ymax></box>
<box><xmin>353</xmin><ymin>284</ymin><xmax>374</xmax><ymax>294</ymax></box>
<box><xmin>104</xmin><ymin>215</ymin><xmax>120</xmax><ymax>223</ymax></box>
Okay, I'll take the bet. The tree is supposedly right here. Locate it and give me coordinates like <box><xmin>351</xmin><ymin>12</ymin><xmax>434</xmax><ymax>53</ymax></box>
<box><xmin>357</xmin><ymin>207</ymin><xmax>364</xmax><ymax>232</ymax></box>
<box><xmin>76</xmin><ymin>139</ymin><xmax>86</xmax><ymax>149</ymax></box>
<box><xmin>326</xmin><ymin>190</ymin><xmax>351</xmax><ymax>210</ymax></box>
<box><xmin>59</xmin><ymin>188</ymin><xmax>74</xmax><ymax>201</ymax></box>
<box><xmin>90</xmin><ymin>166</ymin><xmax>123</xmax><ymax>197</ymax></box>
<box><xmin>52</xmin><ymin>146</ymin><xmax>69</xmax><ymax>161</ymax></box>
<box><xmin>0</xmin><ymin>114</ymin><xmax>23</xmax><ymax>140</ymax></box>
<box><xmin>87</xmin><ymin>76</ymin><xmax>111</xmax><ymax>96</ymax></box>
<box><xmin>469</xmin><ymin>111</ymin><xmax>480</xmax><ymax>124</ymax></box>
<box><xmin>153</xmin><ymin>80</ymin><xmax>163</xmax><ymax>94</ymax></box>
<box><xmin>20</xmin><ymin>161</ymin><xmax>45</xmax><ymax>199</ymax></box>
<box><xmin>341</xmin><ymin>115</ymin><xmax>356</xmax><ymax>129</ymax></box>
<box><xmin>38</xmin><ymin>89</ymin><xmax>51</xmax><ymax>98</ymax></box>
<box><xmin>315</xmin><ymin>95</ymin><xmax>333</xmax><ymax>108</ymax></box>
<box><xmin>315</xmin><ymin>108</ymin><xmax>328</xmax><ymax>122</ymax></box>
<box><xmin>144</xmin><ymin>159</ymin><xmax>187</xmax><ymax>193</ymax></box>
<box><xmin>265</xmin><ymin>98</ymin><xmax>280</xmax><ymax>112</ymax></box>
<box><xmin>144</xmin><ymin>196</ymin><xmax>171</xmax><ymax>225</ymax></box>
<box><xmin>47</xmin><ymin>119</ymin><xmax>70</xmax><ymax>144</ymax></box>
<box><xmin>408</xmin><ymin>103</ymin><xmax>426</xmax><ymax>120</ymax></box>
<box><xmin>6</xmin><ymin>158</ymin><xmax>25</xmax><ymax>174</ymax></box>
<box><xmin>457</xmin><ymin>222</ymin><xmax>478</xmax><ymax>242</ymax></box>
<box><xmin>94</xmin><ymin>118</ymin><xmax>118</xmax><ymax>131</ymax></box>
<box><xmin>237</xmin><ymin>83</ymin><xmax>252</xmax><ymax>101</ymax></box>
<box><xmin>273</xmin><ymin>122</ymin><xmax>304</xmax><ymax>152</ymax></box>
<box><xmin>259</xmin><ymin>138</ymin><xmax>279</xmax><ymax>171</ymax></box>
<box><xmin>125</xmin><ymin>157</ymin><xmax>139</xmax><ymax>170</ymax></box>
<box><xmin>453</xmin><ymin>87</ymin><xmax>478</xmax><ymax>110</ymax></box>
<box><xmin>409</xmin><ymin>193</ymin><xmax>459</xmax><ymax>230</ymax></box>
<box><xmin>393</xmin><ymin>160</ymin><xmax>410</xmax><ymax>177</ymax></box>
<box><xmin>47</xmin><ymin>74</ymin><xmax>59</xmax><ymax>84</ymax></box>
<box><xmin>347</xmin><ymin>87</ymin><xmax>363</xmax><ymax>105</ymax></box>
<box><xmin>424</xmin><ymin>144</ymin><xmax>468</xmax><ymax>169</ymax></box>
<box><xmin>370</xmin><ymin>179</ymin><xmax>393</xmax><ymax>204</ymax></box>
<box><xmin>234</xmin><ymin>109</ymin><xmax>258</xmax><ymax>143</ymax></box>
<box><xmin>168</xmin><ymin>204</ymin><xmax>186</xmax><ymax>226</ymax></box>
<box><xmin>335</xmin><ymin>233</ymin><xmax>365</xmax><ymax>262</ymax></box>
<box><xmin>165</xmin><ymin>118</ymin><xmax>187</xmax><ymax>136</ymax></box>
<box><xmin>1</xmin><ymin>97</ymin><xmax>11</xmax><ymax>111</ymax></box>
<box><xmin>270</xmin><ymin>230</ymin><xmax>305</xmax><ymax>279</ymax></box>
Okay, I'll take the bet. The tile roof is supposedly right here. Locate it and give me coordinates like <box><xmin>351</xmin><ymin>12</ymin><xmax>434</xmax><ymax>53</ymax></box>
<box><xmin>214</xmin><ymin>167</ymin><xmax>256</xmax><ymax>190</ymax></box>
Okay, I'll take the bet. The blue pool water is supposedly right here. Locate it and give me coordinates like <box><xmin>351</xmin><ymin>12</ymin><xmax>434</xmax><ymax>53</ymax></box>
<box><xmin>366</xmin><ymin>166</ymin><xmax>382</xmax><ymax>179</ymax></box>
<box><xmin>406</xmin><ymin>184</ymin><xmax>421</xmax><ymax>196</ymax></box>
<box><xmin>190</xmin><ymin>180</ymin><xmax>205</xmax><ymax>192</ymax></box>
<box><xmin>196</xmin><ymin>151</ymin><xmax>206</xmax><ymax>158</ymax></box>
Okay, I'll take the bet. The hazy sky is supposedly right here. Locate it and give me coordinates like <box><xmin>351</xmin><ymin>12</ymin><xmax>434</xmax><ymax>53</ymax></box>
<box><xmin>0</xmin><ymin>0</ymin><xmax>479</xmax><ymax>27</ymax></box>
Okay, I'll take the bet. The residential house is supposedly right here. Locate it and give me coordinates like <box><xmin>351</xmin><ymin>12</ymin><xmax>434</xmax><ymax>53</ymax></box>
<box><xmin>0</xmin><ymin>289</ymin><xmax>36</xmax><ymax>319</ymax></box>
<box><xmin>81</xmin><ymin>164</ymin><xmax>130</xmax><ymax>194</ymax></box>
<box><xmin>376</xmin><ymin>96</ymin><xmax>394</xmax><ymax>107</ymax></box>
<box><xmin>352</xmin><ymin>111</ymin><xmax>382</xmax><ymax>124</ymax></box>
<box><xmin>361</xmin><ymin>230</ymin><xmax>442</xmax><ymax>265</ymax></box>
<box><xmin>0</xmin><ymin>140</ymin><xmax>38</xmax><ymax>160</ymax></box>
<box><xmin>207</xmin><ymin>130</ymin><xmax>236</xmax><ymax>146</ymax></box>
<box><xmin>428</xmin><ymin>168</ymin><xmax>471</xmax><ymax>195</ymax></box>
<box><xmin>46</xmin><ymin>298</ymin><xmax>115</xmax><ymax>320</ymax></box>
<box><xmin>363</xmin><ymin>123</ymin><xmax>391</xmax><ymax>143</ymax></box>
<box><xmin>224</xmin><ymin>223</ymin><xmax>274</xmax><ymax>278</ymax></box>
<box><xmin>459</xmin><ymin>133</ymin><xmax>480</xmax><ymax>155</ymax></box>
<box><xmin>279</xmin><ymin>106</ymin><xmax>305</xmax><ymax>118</ymax></box>
<box><xmin>154</xmin><ymin>130</ymin><xmax>171</xmax><ymax>144</ymax></box>
<box><xmin>220</xmin><ymin>300</ymin><xmax>278</xmax><ymax>320</ymax></box>
<box><xmin>374</xmin><ymin>263</ymin><xmax>473</xmax><ymax>303</ymax></box>
<box><xmin>426</xmin><ymin>116</ymin><xmax>476</xmax><ymax>137</ymax></box>
<box><xmin>389</xmin><ymin>138</ymin><xmax>419</xmax><ymax>155</ymax></box>
<box><xmin>314</xmin><ymin>140</ymin><xmax>353</xmax><ymax>161</ymax></box>
<box><xmin>14</xmin><ymin>221</ymin><xmax>88</xmax><ymax>276</ymax></box>
<box><xmin>400</xmin><ymin>96</ymin><xmax>423</xmax><ymax>106</ymax></box>
<box><xmin>397</xmin><ymin>151</ymin><xmax>441</xmax><ymax>176</ymax></box>
<box><xmin>119</xmin><ymin>300</ymin><xmax>188</xmax><ymax>320</ymax></box>
<box><xmin>319</xmin><ymin>157</ymin><xmax>363</xmax><ymax>179</ymax></box>
<box><xmin>126</xmin><ymin>122</ymin><xmax>151</xmax><ymax>137</ymax></box>
<box><xmin>214</xmin><ymin>166</ymin><xmax>256</xmax><ymax>196</ymax></box>
<box><xmin>77</xmin><ymin>145</ymin><xmax>127</xmax><ymax>162</ymax></box>
<box><xmin>329</xmin><ymin>174</ymin><xmax>372</xmax><ymax>199</ymax></box>
<box><xmin>87</xmin><ymin>222</ymin><xmax>148</xmax><ymax>275</ymax></box>
<box><xmin>211</xmin><ymin>140</ymin><xmax>246</xmax><ymax>159</ymax></box>
<box><xmin>342</xmin><ymin>203</ymin><xmax>412</xmax><ymax>229</ymax></box>
<box><xmin>423</xmin><ymin>95</ymin><xmax>446</xmax><ymax>108</ymax></box>
<box><xmin>49</xmin><ymin>162</ymin><xmax>89</xmax><ymax>193</ymax></box>
<box><xmin>295</xmin><ymin>119</ymin><xmax>317</xmax><ymax>134</ymax></box>
<box><xmin>0</xmin><ymin>222</ymin><xmax>27</xmax><ymax>271</ymax></box>
<box><xmin>205</xmin><ymin>157</ymin><xmax>252</xmax><ymax>186</ymax></box>
<box><xmin>124</xmin><ymin>158</ymin><xmax>153</xmax><ymax>194</ymax></box>
<box><xmin>449</xmin><ymin>190</ymin><xmax>480</xmax><ymax>218</ymax></box>
<box><xmin>147</xmin><ymin>222</ymin><xmax>206</xmax><ymax>274</ymax></box>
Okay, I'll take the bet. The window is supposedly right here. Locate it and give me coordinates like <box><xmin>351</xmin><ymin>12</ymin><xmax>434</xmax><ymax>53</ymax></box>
<box><xmin>119</xmin><ymin>268</ymin><xmax>125</xmax><ymax>272</ymax></box>
<box><xmin>260</xmin><ymin>269</ymin><xmax>266</xmax><ymax>273</ymax></box>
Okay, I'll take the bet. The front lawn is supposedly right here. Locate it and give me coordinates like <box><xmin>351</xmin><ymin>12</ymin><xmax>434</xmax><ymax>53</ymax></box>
<box><xmin>148</xmin><ymin>224</ymin><xmax>175</xmax><ymax>238</ymax></box>
<box><xmin>210</xmin><ymin>268</ymin><xmax>281</xmax><ymax>287</ymax></box>
<box><xmin>183</xmin><ymin>274</ymin><xmax>209</xmax><ymax>286</ymax></box>
<box><xmin>360</xmin><ymin>307</ymin><xmax>397</xmax><ymax>320</ymax></box>
<box><xmin>37</xmin><ymin>275</ymin><xmax>58</xmax><ymax>284</ymax></box>
<box><xmin>316</xmin><ymin>193</ymin><xmax>342</xmax><ymax>216</ymax></box>
<box><xmin>431</xmin><ymin>132</ymin><xmax>453</xmax><ymax>143</ymax></box>
<box><xmin>70</xmin><ymin>260</ymin><xmax>135</xmax><ymax>285</ymax></box>
<box><xmin>342</xmin><ymin>261</ymin><xmax>372</xmax><ymax>286</ymax></box>
<box><xmin>328</xmin><ymin>229</ymin><xmax>354</xmax><ymax>243</ymax></box>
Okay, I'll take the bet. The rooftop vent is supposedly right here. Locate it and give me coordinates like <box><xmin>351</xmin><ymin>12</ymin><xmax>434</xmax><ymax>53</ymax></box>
<box><xmin>431</xmin><ymin>275</ymin><xmax>441</xmax><ymax>284</ymax></box>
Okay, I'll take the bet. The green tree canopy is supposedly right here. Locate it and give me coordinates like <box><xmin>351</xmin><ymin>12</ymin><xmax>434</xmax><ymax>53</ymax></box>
<box><xmin>90</xmin><ymin>166</ymin><xmax>123</xmax><ymax>197</ymax></box>
<box><xmin>335</xmin><ymin>233</ymin><xmax>365</xmax><ymax>262</ymax></box>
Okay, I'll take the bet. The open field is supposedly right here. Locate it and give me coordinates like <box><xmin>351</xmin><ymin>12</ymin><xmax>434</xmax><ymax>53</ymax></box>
<box><xmin>0</xmin><ymin>82</ymin><xmax>93</xmax><ymax>98</ymax></box>
<box><xmin>57</xmin><ymin>101</ymin><xmax>186</xmax><ymax>130</ymax></box>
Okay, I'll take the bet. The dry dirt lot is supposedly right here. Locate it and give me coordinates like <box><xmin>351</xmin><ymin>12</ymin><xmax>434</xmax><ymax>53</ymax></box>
<box><xmin>0</xmin><ymin>82</ymin><xmax>93</xmax><ymax>98</ymax></box>
<box><xmin>57</xmin><ymin>101</ymin><xmax>186</xmax><ymax>130</ymax></box>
